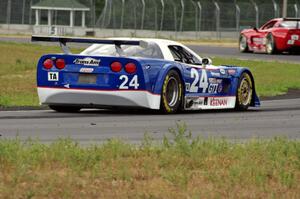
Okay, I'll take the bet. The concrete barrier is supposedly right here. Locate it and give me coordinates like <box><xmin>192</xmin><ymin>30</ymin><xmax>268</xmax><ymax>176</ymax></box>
<box><xmin>0</xmin><ymin>24</ymin><xmax>238</xmax><ymax>40</ymax></box>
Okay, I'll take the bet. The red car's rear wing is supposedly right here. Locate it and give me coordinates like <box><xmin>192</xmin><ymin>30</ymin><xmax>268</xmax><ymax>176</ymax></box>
<box><xmin>31</xmin><ymin>35</ymin><xmax>144</xmax><ymax>55</ymax></box>
<box><xmin>282</xmin><ymin>18</ymin><xmax>300</xmax><ymax>29</ymax></box>
<box><xmin>283</xmin><ymin>18</ymin><xmax>300</xmax><ymax>21</ymax></box>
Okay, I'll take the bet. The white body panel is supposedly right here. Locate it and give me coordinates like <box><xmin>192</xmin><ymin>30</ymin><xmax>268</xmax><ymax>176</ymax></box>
<box><xmin>38</xmin><ymin>87</ymin><xmax>161</xmax><ymax>109</ymax></box>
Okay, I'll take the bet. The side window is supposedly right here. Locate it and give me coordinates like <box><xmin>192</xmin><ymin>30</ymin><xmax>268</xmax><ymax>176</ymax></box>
<box><xmin>168</xmin><ymin>45</ymin><xmax>201</xmax><ymax>65</ymax></box>
<box><xmin>261</xmin><ymin>21</ymin><xmax>276</xmax><ymax>30</ymax></box>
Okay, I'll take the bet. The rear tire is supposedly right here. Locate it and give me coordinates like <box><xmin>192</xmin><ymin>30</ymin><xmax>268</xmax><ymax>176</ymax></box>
<box><xmin>266</xmin><ymin>34</ymin><xmax>277</xmax><ymax>54</ymax></box>
<box><xmin>49</xmin><ymin>105</ymin><xmax>81</xmax><ymax>113</ymax></box>
<box><xmin>239</xmin><ymin>34</ymin><xmax>249</xmax><ymax>53</ymax></box>
<box><xmin>235</xmin><ymin>72</ymin><xmax>253</xmax><ymax>111</ymax></box>
<box><xmin>160</xmin><ymin>70</ymin><xmax>183</xmax><ymax>114</ymax></box>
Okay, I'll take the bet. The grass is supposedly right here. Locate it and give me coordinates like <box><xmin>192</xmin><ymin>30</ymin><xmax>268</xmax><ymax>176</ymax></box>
<box><xmin>0</xmin><ymin>123</ymin><xmax>299</xmax><ymax>198</ymax></box>
<box><xmin>0</xmin><ymin>41</ymin><xmax>299</xmax><ymax>106</ymax></box>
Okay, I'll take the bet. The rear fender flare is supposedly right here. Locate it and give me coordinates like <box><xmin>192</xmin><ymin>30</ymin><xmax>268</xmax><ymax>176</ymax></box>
<box><xmin>153</xmin><ymin>63</ymin><xmax>185</xmax><ymax>95</ymax></box>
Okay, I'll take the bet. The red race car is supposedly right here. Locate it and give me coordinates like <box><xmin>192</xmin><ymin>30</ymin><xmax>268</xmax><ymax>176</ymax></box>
<box><xmin>239</xmin><ymin>18</ymin><xmax>300</xmax><ymax>54</ymax></box>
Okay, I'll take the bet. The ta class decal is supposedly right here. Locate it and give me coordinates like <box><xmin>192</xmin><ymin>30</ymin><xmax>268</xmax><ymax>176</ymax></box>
<box><xmin>48</xmin><ymin>72</ymin><xmax>59</xmax><ymax>81</ymax></box>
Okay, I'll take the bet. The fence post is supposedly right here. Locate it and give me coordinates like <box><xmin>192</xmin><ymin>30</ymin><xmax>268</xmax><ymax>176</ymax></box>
<box><xmin>250</xmin><ymin>0</ymin><xmax>259</xmax><ymax>28</ymax></box>
<box><xmin>170</xmin><ymin>0</ymin><xmax>177</xmax><ymax>33</ymax></box>
<box><xmin>107</xmin><ymin>0</ymin><xmax>112</xmax><ymax>28</ymax></box>
<box><xmin>272</xmin><ymin>0</ymin><xmax>279</xmax><ymax>18</ymax></box>
<box><xmin>22</xmin><ymin>0</ymin><xmax>26</xmax><ymax>24</ymax></box>
<box><xmin>29</xmin><ymin>0</ymin><xmax>32</xmax><ymax>25</ymax></box>
<box><xmin>153</xmin><ymin>1</ymin><xmax>158</xmax><ymax>32</ymax></box>
<box><xmin>283</xmin><ymin>0</ymin><xmax>287</xmax><ymax>18</ymax></box>
<box><xmin>101</xmin><ymin>0</ymin><xmax>108</xmax><ymax>28</ymax></box>
<box><xmin>6</xmin><ymin>0</ymin><xmax>11</xmax><ymax>26</ymax></box>
<box><xmin>141</xmin><ymin>0</ymin><xmax>145</xmax><ymax>29</ymax></box>
<box><xmin>179</xmin><ymin>0</ymin><xmax>184</xmax><ymax>32</ymax></box>
<box><xmin>120</xmin><ymin>0</ymin><xmax>125</xmax><ymax>29</ymax></box>
<box><xmin>294</xmin><ymin>4</ymin><xmax>299</xmax><ymax>17</ymax></box>
<box><xmin>197</xmin><ymin>1</ymin><xmax>202</xmax><ymax>36</ymax></box>
<box><xmin>214</xmin><ymin>1</ymin><xmax>220</xmax><ymax>39</ymax></box>
<box><xmin>235</xmin><ymin>4</ymin><xmax>240</xmax><ymax>37</ymax></box>
<box><xmin>160</xmin><ymin>0</ymin><xmax>165</xmax><ymax>31</ymax></box>
<box><xmin>190</xmin><ymin>0</ymin><xmax>198</xmax><ymax>38</ymax></box>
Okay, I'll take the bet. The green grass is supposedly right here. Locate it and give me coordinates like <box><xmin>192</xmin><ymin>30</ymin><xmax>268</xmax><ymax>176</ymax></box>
<box><xmin>0</xmin><ymin>123</ymin><xmax>299</xmax><ymax>198</ymax></box>
<box><xmin>0</xmin><ymin>41</ymin><xmax>299</xmax><ymax>107</ymax></box>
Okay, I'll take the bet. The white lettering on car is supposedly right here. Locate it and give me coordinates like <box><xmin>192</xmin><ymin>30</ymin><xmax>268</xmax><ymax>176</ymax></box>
<box><xmin>119</xmin><ymin>75</ymin><xmax>139</xmax><ymax>89</ymax></box>
<box><xmin>190</xmin><ymin>68</ymin><xmax>209</xmax><ymax>93</ymax></box>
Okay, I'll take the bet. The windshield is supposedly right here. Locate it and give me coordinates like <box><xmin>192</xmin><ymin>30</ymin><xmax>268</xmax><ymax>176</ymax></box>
<box><xmin>81</xmin><ymin>42</ymin><xmax>164</xmax><ymax>59</ymax></box>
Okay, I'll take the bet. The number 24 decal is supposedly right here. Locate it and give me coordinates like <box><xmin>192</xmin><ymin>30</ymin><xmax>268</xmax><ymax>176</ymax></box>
<box><xmin>190</xmin><ymin>68</ymin><xmax>208</xmax><ymax>93</ymax></box>
<box><xmin>119</xmin><ymin>75</ymin><xmax>140</xmax><ymax>89</ymax></box>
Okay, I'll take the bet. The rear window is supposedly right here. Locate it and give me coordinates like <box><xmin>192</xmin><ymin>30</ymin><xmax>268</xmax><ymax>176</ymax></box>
<box><xmin>81</xmin><ymin>42</ymin><xmax>164</xmax><ymax>59</ymax></box>
<box><xmin>279</xmin><ymin>21</ymin><xmax>300</xmax><ymax>28</ymax></box>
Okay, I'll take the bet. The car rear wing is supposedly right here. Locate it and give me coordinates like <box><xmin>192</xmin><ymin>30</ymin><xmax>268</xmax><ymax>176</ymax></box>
<box><xmin>282</xmin><ymin>18</ymin><xmax>300</xmax><ymax>29</ymax></box>
<box><xmin>283</xmin><ymin>18</ymin><xmax>300</xmax><ymax>21</ymax></box>
<box><xmin>31</xmin><ymin>35</ymin><xmax>144</xmax><ymax>55</ymax></box>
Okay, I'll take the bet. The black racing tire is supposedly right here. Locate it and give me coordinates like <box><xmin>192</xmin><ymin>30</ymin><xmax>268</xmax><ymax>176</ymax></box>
<box><xmin>49</xmin><ymin>105</ymin><xmax>81</xmax><ymax>113</ymax></box>
<box><xmin>235</xmin><ymin>72</ymin><xmax>253</xmax><ymax>111</ymax></box>
<box><xmin>239</xmin><ymin>34</ymin><xmax>249</xmax><ymax>53</ymax></box>
<box><xmin>266</xmin><ymin>34</ymin><xmax>277</xmax><ymax>54</ymax></box>
<box><xmin>160</xmin><ymin>70</ymin><xmax>183</xmax><ymax>114</ymax></box>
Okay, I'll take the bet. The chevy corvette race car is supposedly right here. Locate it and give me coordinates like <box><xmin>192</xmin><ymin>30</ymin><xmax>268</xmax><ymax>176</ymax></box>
<box><xmin>32</xmin><ymin>35</ymin><xmax>260</xmax><ymax>113</ymax></box>
<box><xmin>239</xmin><ymin>18</ymin><xmax>300</xmax><ymax>54</ymax></box>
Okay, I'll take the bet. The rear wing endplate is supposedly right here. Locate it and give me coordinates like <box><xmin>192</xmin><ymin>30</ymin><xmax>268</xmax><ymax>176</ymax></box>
<box><xmin>31</xmin><ymin>35</ymin><xmax>143</xmax><ymax>55</ymax></box>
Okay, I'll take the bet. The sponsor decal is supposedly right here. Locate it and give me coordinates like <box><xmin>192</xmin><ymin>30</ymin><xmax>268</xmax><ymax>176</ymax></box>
<box><xmin>209</xmin><ymin>78</ymin><xmax>217</xmax><ymax>84</ymax></box>
<box><xmin>208</xmin><ymin>83</ymin><xmax>219</xmax><ymax>94</ymax></box>
<box><xmin>228</xmin><ymin>69</ymin><xmax>236</xmax><ymax>75</ymax></box>
<box><xmin>287</xmin><ymin>40</ymin><xmax>295</xmax><ymax>45</ymax></box>
<box><xmin>80</xmin><ymin>68</ymin><xmax>94</xmax><ymax>73</ymax></box>
<box><xmin>219</xmin><ymin>68</ymin><xmax>226</xmax><ymax>75</ymax></box>
<box><xmin>64</xmin><ymin>84</ymin><xmax>70</xmax><ymax>88</ymax></box>
<box><xmin>73</xmin><ymin>57</ymin><xmax>101</xmax><ymax>66</ymax></box>
<box><xmin>210</xmin><ymin>71</ymin><xmax>221</xmax><ymax>77</ymax></box>
<box><xmin>48</xmin><ymin>72</ymin><xmax>59</xmax><ymax>81</ymax></box>
<box><xmin>204</xmin><ymin>97</ymin><xmax>208</xmax><ymax>105</ymax></box>
<box><xmin>185</xmin><ymin>97</ymin><xmax>205</xmax><ymax>109</ymax></box>
<box><xmin>210</xmin><ymin>97</ymin><xmax>228</xmax><ymax>106</ymax></box>
<box><xmin>291</xmin><ymin>35</ymin><xmax>299</xmax><ymax>40</ymax></box>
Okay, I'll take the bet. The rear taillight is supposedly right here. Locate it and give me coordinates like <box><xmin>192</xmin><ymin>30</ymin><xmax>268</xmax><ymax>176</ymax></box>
<box><xmin>43</xmin><ymin>59</ymin><xmax>53</xmax><ymax>70</ymax></box>
<box><xmin>110</xmin><ymin>62</ymin><xmax>122</xmax><ymax>72</ymax></box>
<box><xmin>55</xmin><ymin>59</ymin><xmax>66</xmax><ymax>69</ymax></box>
<box><xmin>125</xmin><ymin>63</ymin><xmax>137</xmax><ymax>74</ymax></box>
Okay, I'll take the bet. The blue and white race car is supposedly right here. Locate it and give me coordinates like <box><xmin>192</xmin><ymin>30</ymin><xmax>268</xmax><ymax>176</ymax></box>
<box><xmin>32</xmin><ymin>35</ymin><xmax>260</xmax><ymax>113</ymax></box>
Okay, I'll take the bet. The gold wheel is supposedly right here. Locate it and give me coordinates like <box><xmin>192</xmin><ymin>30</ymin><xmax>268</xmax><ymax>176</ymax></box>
<box><xmin>236</xmin><ymin>73</ymin><xmax>253</xmax><ymax>110</ymax></box>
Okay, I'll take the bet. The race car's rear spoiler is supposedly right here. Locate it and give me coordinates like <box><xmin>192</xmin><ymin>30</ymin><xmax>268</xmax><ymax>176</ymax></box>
<box><xmin>283</xmin><ymin>18</ymin><xmax>300</xmax><ymax>21</ymax></box>
<box><xmin>31</xmin><ymin>35</ymin><xmax>143</xmax><ymax>55</ymax></box>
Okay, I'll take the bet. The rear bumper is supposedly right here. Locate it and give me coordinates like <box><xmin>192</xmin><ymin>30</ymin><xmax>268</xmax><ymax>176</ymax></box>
<box><xmin>38</xmin><ymin>87</ymin><xmax>161</xmax><ymax>110</ymax></box>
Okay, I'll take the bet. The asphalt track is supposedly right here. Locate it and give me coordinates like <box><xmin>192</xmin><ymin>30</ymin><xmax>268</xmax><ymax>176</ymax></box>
<box><xmin>0</xmin><ymin>98</ymin><xmax>300</xmax><ymax>143</ymax></box>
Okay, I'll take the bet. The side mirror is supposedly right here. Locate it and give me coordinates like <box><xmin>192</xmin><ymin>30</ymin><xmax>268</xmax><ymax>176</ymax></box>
<box><xmin>202</xmin><ymin>57</ymin><xmax>212</xmax><ymax>68</ymax></box>
<box><xmin>253</xmin><ymin>27</ymin><xmax>258</xmax><ymax>32</ymax></box>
